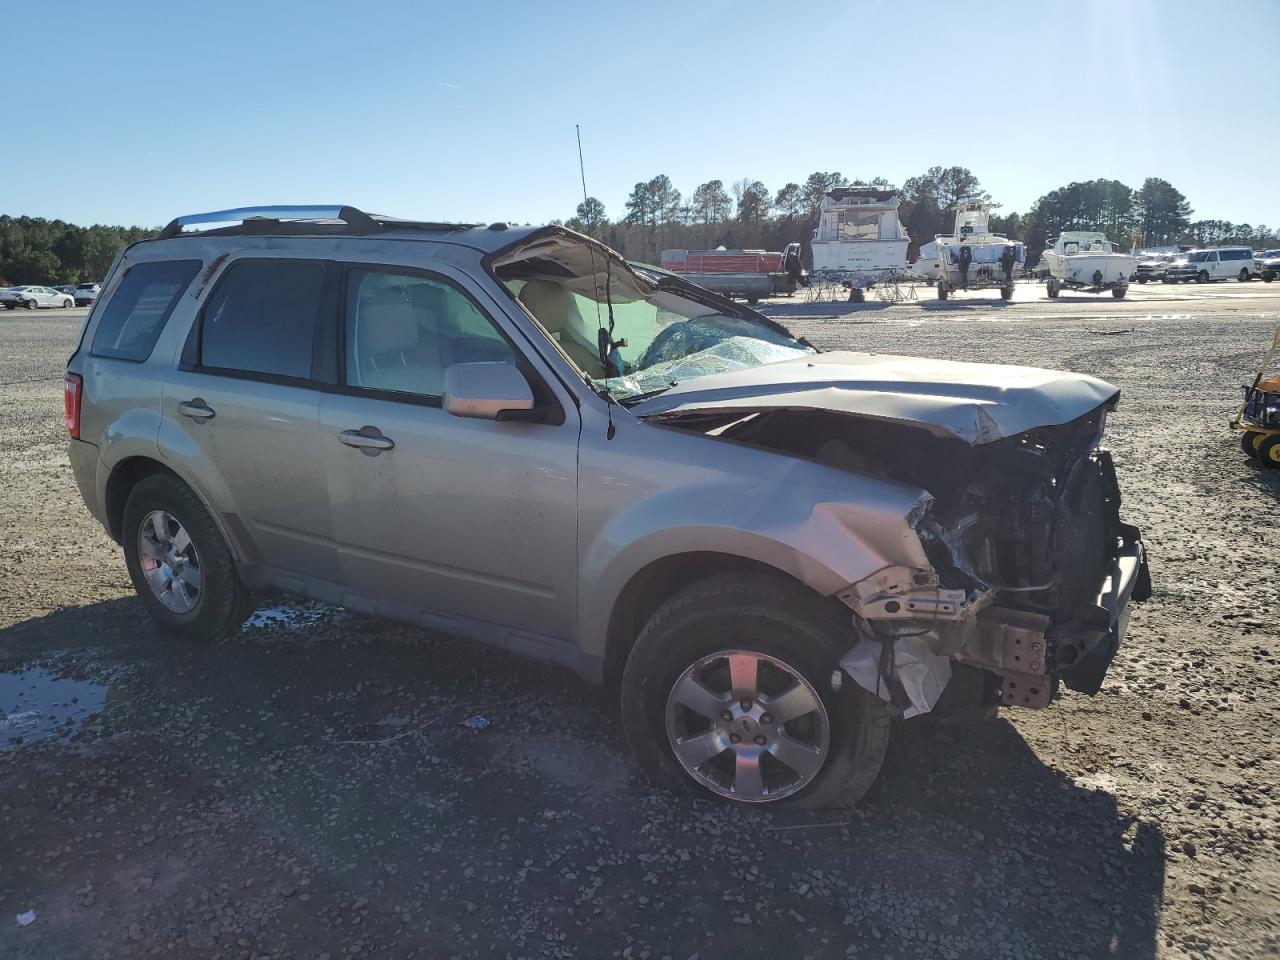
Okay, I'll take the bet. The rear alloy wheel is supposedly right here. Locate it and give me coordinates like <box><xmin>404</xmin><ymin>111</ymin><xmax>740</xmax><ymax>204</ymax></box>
<box><xmin>621</xmin><ymin>573</ymin><xmax>890</xmax><ymax>808</ymax></box>
<box><xmin>1258</xmin><ymin>435</ymin><xmax>1280</xmax><ymax>470</ymax></box>
<box><xmin>123</xmin><ymin>473</ymin><xmax>254</xmax><ymax>638</ymax></box>
<box><xmin>24</xmin><ymin>299</ymin><xmax>36</xmax><ymax>310</ymax></box>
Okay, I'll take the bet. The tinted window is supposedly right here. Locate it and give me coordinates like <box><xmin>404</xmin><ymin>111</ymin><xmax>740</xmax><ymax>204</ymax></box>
<box><xmin>200</xmin><ymin>260</ymin><xmax>325</xmax><ymax>379</ymax></box>
<box><xmin>91</xmin><ymin>259</ymin><xmax>201</xmax><ymax>362</ymax></box>
<box><xmin>344</xmin><ymin>268</ymin><xmax>514</xmax><ymax>399</ymax></box>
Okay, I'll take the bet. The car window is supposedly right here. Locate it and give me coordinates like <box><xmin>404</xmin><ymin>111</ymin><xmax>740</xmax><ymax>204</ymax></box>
<box><xmin>200</xmin><ymin>259</ymin><xmax>326</xmax><ymax>380</ymax></box>
<box><xmin>90</xmin><ymin>259</ymin><xmax>201</xmax><ymax>362</ymax></box>
<box><xmin>344</xmin><ymin>268</ymin><xmax>515</xmax><ymax>399</ymax></box>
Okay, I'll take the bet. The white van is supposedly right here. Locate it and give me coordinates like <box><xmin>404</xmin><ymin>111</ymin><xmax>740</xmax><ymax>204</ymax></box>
<box><xmin>1166</xmin><ymin>247</ymin><xmax>1256</xmax><ymax>282</ymax></box>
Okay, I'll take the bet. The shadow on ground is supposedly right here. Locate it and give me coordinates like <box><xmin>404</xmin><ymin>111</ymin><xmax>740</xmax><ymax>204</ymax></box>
<box><xmin>0</xmin><ymin>599</ymin><xmax>1165</xmax><ymax>959</ymax></box>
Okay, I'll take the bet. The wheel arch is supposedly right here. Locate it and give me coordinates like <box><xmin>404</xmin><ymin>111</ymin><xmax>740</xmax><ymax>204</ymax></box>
<box><xmin>104</xmin><ymin>456</ymin><xmax>183</xmax><ymax>543</ymax></box>
<box><xmin>602</xmin><ymin>552</ymin><xmax>832</xmax><ymax>689</ymax></box>
<box><xmin>103</xmin><ymin>455</ymin><xmax>256</xmax><ymax>563</ymax></box>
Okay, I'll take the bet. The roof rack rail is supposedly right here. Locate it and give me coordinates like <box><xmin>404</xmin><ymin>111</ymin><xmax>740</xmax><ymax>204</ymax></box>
<box><xmin>157</xmin><ymin>204</ymin><xmax>382</xmax><ymax>240</ymax></box>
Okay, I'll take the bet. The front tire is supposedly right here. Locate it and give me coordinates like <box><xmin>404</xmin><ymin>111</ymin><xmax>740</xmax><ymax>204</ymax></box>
<box><xmin>1239</xmin><ymin>269</ymin><xmax>1250</xmax><ymax>282</ymax></box>
<box><xmin>122</xmin><ymin>473</ymin><xmax>254</xmax><ymax>639</ymax></box>
<box><xmin>63</xmin><ymin>298</ymin><xmax>73</xmax><ymax>308</ymax></box>
<box><xmin>1197</xmin><ymin>270</ymin><xmax>1209</xmax><ymax>283</ymax></box>
<box><xmin>621</xmin><ymin>573</ymin><xmax>890</xmax><ymax>809</ymax></box>
<box><xmin>1242</xmin><ymin>431</ymin><xmax>1263</xmax><ymax>459</ymax></box>
<box><xmin>936</xmin><ymin>282</ymin><xmax>948</xmax><ymax>301</ymax></box>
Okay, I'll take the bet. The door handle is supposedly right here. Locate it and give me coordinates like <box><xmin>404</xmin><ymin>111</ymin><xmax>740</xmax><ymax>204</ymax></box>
<box><xmin>339</xmin><ymin>428</ymin><xmax>395</xmax><ymax>452</ymax></box>
<box><xmin>177</xmin><ymin>399</ymin><xmax>215</xmax><ymax>420</ymax></box>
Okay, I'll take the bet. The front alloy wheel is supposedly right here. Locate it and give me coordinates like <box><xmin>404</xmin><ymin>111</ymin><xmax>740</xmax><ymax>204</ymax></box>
<box><xmin>665</xmin><ymin>650</ymin><xmax>829</xmax><ymax>802</ymax></box>
<box><xmin>621</xmin><ymin>573</ymin><xmax>891</xmax><ymax>809</ymax></box>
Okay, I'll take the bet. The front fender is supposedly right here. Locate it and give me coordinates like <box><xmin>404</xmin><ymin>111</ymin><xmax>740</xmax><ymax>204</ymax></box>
<box><xmin>577</xmin><ymin>469</ymin><xmax>932</xmax><ymax>659</ymax></box>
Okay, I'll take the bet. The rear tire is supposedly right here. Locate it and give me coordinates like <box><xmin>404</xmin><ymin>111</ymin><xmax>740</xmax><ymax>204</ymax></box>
<box><xmin>122</xmin><ymin>473</ymin><xmax>254</xmax><ymax>639</ymax></box>
<box><xmin>1046</xmin><ymin>279</ymin><xmax>1060</xmax><ymax>298</ymax></box>
<box><xmin>1238</xmin><ymin>269</ymin><xmax>1250</xmax><ymax>282</ymax></box>
<box><xmin>1242</xmin><ymin>431</ymin><xmax>1262</xmax><ymax>459</ymax></box>
<box><xmin>1000</xmin><ymin>286</ymin><xmax>1014</xmax><ymax>300</ymax></box>
<box><xmin>621</xmin><ymin>573</ymin><xmax>890</xmax><ymax>809</ymax></box>
<box><xmin>1259</xmin><ymin>435</ymin><xmax>1280</xmax><ymax>470</ymax></box>
<box><xmin>63</xmin><ymin>298</ymin><xmax>73</xmax><ymax>308</ymax></box>
<box><xmin>1112</xmin><ymin>286</ymin><xmax>1127</xmax><ymax>298</ymax></box>
<box><xmin>936</xmin><ymin>282</ymin><xmax>948</xmax><ymax>301</ymax></box>
<box><xmin>1197</xmin><ymin>270</ymin><xmax>1209</xmax><ymax>283</ymax></box>
<box><xmin>24</xmin><ymin>299</ymin><xmax>36</xmax><ymax>310</ymax></box>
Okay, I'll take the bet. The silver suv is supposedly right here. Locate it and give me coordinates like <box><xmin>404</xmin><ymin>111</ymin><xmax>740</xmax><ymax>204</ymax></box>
<box><xmin>66</xmin><ymin>205</ymin><xmax>1150</xmax><ymax>807</ymax></box>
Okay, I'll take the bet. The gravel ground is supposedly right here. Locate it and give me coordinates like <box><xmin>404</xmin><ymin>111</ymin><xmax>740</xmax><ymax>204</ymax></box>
<box><xmin>0</xmin><ymin>282</ymin><xmax>1277</xmax><ymax>959</ymax></box>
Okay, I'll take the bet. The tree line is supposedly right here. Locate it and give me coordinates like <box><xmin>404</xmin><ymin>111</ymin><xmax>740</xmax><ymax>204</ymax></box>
<box><xmin>5</xmin><ymin>170</ymin><xmax>1276</xmax><ymax>286</ymax></box>
<box><xmin>0</xmin><ymin>215</ymin><xmax>158</xmax><ymax>286</ymax></box>
<box><xmin>561</xmin><ymin>168</ymin><xmax>1280</xmax><ymax>267</ymax></box>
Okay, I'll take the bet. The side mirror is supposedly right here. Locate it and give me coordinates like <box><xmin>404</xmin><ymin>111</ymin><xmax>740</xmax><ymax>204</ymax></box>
<box><xmin>442</xmin><ymin>362</ymin><xmax>536</xmax><ymax>421</ymax></box>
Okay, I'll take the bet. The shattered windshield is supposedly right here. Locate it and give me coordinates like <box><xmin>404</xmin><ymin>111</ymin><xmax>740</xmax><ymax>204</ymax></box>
<box><xmin>493</xmin><ymin>236</ymin><xmax>813</xmax><ymax>402</ymax></box>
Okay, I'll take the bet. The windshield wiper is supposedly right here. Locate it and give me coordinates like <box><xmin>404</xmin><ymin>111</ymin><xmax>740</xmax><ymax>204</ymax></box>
<box><xmin>618</xmin><ymin>383</ymin><xmax>679</xmax><ymax>406</ymax></box>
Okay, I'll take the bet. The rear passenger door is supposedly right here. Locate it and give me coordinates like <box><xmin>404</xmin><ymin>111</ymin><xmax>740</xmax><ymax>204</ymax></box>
<box><xmin>159</xmin><ymin>257</ymin><xmax>342</xmax><ymax>585</ymax></box>
<box><xmin>318</xmin><ymin>263</ymin><xmax>581</xmax><ymax>646</ymax></box>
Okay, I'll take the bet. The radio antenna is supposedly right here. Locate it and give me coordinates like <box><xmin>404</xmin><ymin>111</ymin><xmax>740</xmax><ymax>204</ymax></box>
<box><xmin>576</xmin><ymin>124</ymin><xmax>615</xmax><ymax>439</ymax></box>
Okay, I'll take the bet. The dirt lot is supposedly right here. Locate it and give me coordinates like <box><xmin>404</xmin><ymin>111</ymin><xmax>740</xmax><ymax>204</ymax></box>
<box><xmin>1</xmin><ymin>281</ymin><xmax>1278</xmax><ymax>959</ymax></box>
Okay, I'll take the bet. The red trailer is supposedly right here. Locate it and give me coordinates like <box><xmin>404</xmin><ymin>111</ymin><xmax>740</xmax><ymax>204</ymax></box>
<box><xmin>660</xmin><ymin>244</ymin><xmax>804</xmax><ymax>302</ymax></box>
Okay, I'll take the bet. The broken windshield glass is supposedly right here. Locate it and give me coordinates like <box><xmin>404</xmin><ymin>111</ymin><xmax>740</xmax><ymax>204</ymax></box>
<box><xmin>492</xmin><ymin>231</ymin><xmax>813</xmax><ymax>402</ymax></box>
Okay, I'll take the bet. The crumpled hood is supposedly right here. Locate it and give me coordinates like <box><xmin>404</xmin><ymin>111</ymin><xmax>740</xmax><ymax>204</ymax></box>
<box><xmin>630</xmin><ymin>351</ymin><xmax>1120</xmax><ymax>445</ymax></box>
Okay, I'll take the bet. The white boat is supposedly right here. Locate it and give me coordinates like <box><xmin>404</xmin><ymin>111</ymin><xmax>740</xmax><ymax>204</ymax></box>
<box><xmin>1040</xmin><ymin>232</ymin><xmax>1136</xmax><ymax>299</ymax></box>
<box><xmin>810</xmin><ymin>186</ymin><xmax>910</xmax><ymax>301</ymax></box>
<box><xmin>932</xmin><ymin>199</ymin><xmax>1024</xmax><ymax>301</ymax></box>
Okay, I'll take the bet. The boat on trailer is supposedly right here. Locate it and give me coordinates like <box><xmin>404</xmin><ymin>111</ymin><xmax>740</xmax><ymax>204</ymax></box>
<box><xmin>932</xmin><ymin>199</ymin><xmax>1024</xmax><ymax>301</ymax></box>
<box><xmin>809</xmin><ymin>186</ymin><xmax>910</xmax><ymax>302</ymax></box>
<box><xmin>1040</xmin><ymin>232</ymin><xmax>1135</xmax><ymax>299</ymax></box>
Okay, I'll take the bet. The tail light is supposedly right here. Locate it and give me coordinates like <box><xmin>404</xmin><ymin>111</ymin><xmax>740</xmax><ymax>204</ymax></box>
<box><xmin>64</xmin><ymin>373</ymin><xmax>83</xmax><ymax>439</ymax></box>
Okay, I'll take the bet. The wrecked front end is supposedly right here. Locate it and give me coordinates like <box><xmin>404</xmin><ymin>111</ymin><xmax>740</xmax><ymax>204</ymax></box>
<box><xmin>838</xmin><ymin>414</ymin><xmax>1151</xmax><ymax>717</ymax></box>
<box><xmin>644</xmin><ymin>375</ymin><xmax>1151</xmax><ymax>719</ymax></box>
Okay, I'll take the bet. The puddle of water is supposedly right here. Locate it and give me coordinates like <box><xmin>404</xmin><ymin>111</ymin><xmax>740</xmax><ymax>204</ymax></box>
<box><xmin>243</xmin><ymin>599</ymin><xmax>348</xmax><ymax>630</ymax></box>
<box><xmin>0</xmin><ymin>667</ymin><xmax>108</xmax><ymax>750</ymax></box>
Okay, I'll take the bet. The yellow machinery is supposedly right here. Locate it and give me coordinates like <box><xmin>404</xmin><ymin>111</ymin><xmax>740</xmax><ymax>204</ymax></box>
<box><xmin>1232</xmin><ymin>324</ymin><xmax>1280</xmax><ymax>468</ymax></box>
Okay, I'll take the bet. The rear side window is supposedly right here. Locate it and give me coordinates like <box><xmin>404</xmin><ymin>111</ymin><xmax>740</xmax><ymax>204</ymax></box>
<box><xmin>90</xmin><ymin>260</ymin><xmax>201</xmax><ymax>362</ymax></box>
<box><xmin>199</xmin><ymin>260</ymin><xmax>326</xmax><ymax>380</ymax></box>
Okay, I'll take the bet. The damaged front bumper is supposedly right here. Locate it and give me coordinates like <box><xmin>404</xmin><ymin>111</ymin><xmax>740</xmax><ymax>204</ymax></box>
<box><xmin>839</xmin><ymin>524</ymin><xmax>1150</xmax><ymax>717</ymax></box>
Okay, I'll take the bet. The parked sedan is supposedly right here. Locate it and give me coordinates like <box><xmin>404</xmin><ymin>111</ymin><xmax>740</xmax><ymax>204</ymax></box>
<box><xmin>0</xmin><ymin>285</ymin><xmax>75</xmax><ymax>309</ymax></box>
<box><xmin>74</xmin><ymin>282</ymin><xmax>102</xmax><ymax>306</ymax></box>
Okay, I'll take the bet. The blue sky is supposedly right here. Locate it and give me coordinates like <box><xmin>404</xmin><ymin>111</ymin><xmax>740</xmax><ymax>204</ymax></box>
<box><xmin>4</xmin><ymin>0</ymin><xmax>1278</xmax><ymax>229</ymax></box>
